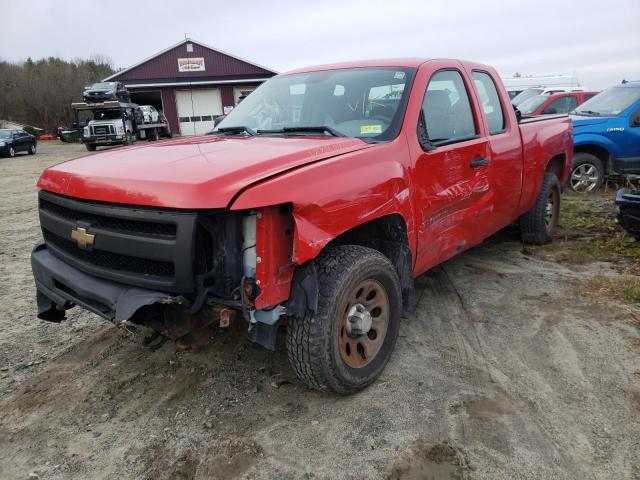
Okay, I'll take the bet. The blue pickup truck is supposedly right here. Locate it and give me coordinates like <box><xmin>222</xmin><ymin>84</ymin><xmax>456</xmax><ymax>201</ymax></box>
<box><xmin>570</xmin><ymin>81</ymin><xmax>640</xmax><ymax>192</ymax></box>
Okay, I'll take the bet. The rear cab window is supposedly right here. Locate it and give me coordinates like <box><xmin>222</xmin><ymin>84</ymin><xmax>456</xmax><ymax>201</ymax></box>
<box><xmin>472</xmin><ymin>71</ymin><xmax>506</xmax><ymax>134</ymax></box>
<box><xmin>421</xmin><ymin>70</ymin><xmax>478</xmax><ymax>146</ymax></box>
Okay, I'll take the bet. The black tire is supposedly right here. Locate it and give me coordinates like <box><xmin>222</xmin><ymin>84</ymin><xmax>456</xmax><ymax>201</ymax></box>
<box><xmin>147</xmin><ymin>128</ymin><xmax>158</xmax><ymax>141</ymax></box>
<box><xmin>569</xmin><ymin>153</ymin><xmax>604</xmax><ymax>193</ymax></box>
<box><xmin>28</xmin><ymin>143</ymin><xmax>36</xmax><ymax>155</ymax></box>
<box><xmin>85</xmin><ymin>144</ymin><xmax>96</xmax><ymax>152</ymax></box>
<box><xmin>8</xmin><ymin>146</ymin><xmax>15</xmax><ymax>158</ymax></box>
<box><xmin>286</xmin><ymin>245</ymin><xmax>402</xmax><ymax>394</ymax></box>
<box><xmin>521</xmin><ymin>172</ymin><xmax>561</xmax><ymax>245</ymax></box>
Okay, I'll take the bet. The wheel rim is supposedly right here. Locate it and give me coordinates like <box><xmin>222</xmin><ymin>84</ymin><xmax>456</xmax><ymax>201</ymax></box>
<box><xmin>338</xmin><ymin>279</ymin><xmax>389</xmax><ymax>368</ymax></box>
<box><xmin>30</xmin><ymin>145</ymin><xmax>36</xmax><ymax>153</ymax></box>
<box><xmin>9</xmin><ymin>147</ymin><xmax>14</xmax><ymax>157</ymax></box>
<box><xmin>545</xmin><ymin>186</ymin><xmax>559</xmax><ymax>230</ymax></box>
<box><xmin>570</xmin><ymin>163</ymin><xmax>599</xmax><ymax>192</ymax></box>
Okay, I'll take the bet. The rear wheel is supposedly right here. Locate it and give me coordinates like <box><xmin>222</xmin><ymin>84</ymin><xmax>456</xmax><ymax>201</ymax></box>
<box><xmin>569</xmin><ymin>153</ymin><xmax>604</xmax><ymax>193</ymax></box>
<box><xmin>147</xmin><ymin>128</ymin><xmax>159</xmax><ymax>141</ymax></box>
<box><xmin>8</xmin><ymin>146</ymin><xmax>15</xmax><ymax>157</ymax></box>
<box><xmin>521</xmin><ymin>172</ymin><xmax>561</xmax><ymax>245</ymax></box>
<box><xmin>28</xmin><ymin>143</ymin><xmax>36</xmax><ymax>155</ymax></box>
<box><xmin>286</xmin><ymin>245</ymin><xmax>401</xmax><ymax>394</ymax></box>
<box><xmin>85</xmin><ymin>144</ymin><xmax>96</xmax><ymax>152</ymax></box>
<box><xmin>124</xmin><ymin>131</ymin><xmax>133</xmax><ymax>145</ymax></box>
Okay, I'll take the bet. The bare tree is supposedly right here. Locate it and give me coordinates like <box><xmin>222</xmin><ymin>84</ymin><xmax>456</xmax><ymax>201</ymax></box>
<box><xmin>0</xmin><ymin>56</ymin><xmax>115</xmax><ymax>134</ymax></box>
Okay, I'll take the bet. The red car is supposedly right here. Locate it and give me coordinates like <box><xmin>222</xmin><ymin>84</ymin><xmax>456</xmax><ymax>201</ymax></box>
<box><xmin>518</xmin><ymin>91</ymin><xmax>599</xmax><ymax>118</ymax></box>
<box><xmin>32</xmin><ymin>58</ymin><xmax>572</xmax><ymax>393</ymax></box>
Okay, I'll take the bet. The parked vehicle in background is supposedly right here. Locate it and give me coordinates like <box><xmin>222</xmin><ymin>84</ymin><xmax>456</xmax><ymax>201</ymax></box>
<box><xmin>570</xmin><ymin>81</ymin><xmax>640</xmax><ymax>192</ymax></box>
<box><xmin>518</xmin><ymin>91</ymin><xmax>599</xmax><ymax>118</ymax></box>
<box><xmin>32</xmin><ymin>58</ymin><xmax>572</xmax><ymax>394</ymax></box>
<box><xmin>616</xmin><ymin>189</ymin><xmax>640</xmax><ymax>239</ymax></box>
<box><xmin>75</xmin><ymin>101</ymin><xmax>170</xmax><ymax>151</ymax></box>
<box><xmin>0</xmin><ymin>128</ymin><xmax>37</xmax><ymax>157</ymax></box>
<box><xmin>82</xmin><ymin>81</ymin><xmax>131</xmax><ymax>103</ymax></box>
<box><xmin>512</xmin><ymin>86</ymin><xmax>588</xmax><ymax>107</ymax></box>
<box><xmin>140</xmin><ymin>105</ymin><xmax>160</xmax><ymax>123</ymax></box>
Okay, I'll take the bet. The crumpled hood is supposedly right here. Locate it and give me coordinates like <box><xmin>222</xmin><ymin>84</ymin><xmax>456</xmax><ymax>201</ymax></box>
<box><xmin>571</xmin><ymin>115</ymin><xmax>612</xmax><ymax>129</ymax></box>
<box><xmin>38</xmin><ymin>135</ymin><xmax>373</xmax><ymax>209</ymax></box>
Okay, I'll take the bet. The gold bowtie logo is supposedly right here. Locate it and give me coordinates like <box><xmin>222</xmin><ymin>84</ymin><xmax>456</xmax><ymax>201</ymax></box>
<box><xmin>70</xmin><ymin>227</ymin><xmax>95</xmax><ymax>249</ymax></box>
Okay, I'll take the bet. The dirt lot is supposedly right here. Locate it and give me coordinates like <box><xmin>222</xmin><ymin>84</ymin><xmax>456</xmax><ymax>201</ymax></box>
<box><xmin>1</xmin><ymin>142</ymin><xmax>639</xmax><ymax>480</ymax></box>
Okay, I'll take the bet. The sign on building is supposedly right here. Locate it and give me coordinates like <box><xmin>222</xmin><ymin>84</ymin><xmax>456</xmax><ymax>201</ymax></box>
<box><xmin>178</xmin><ymin>57</ymin><xmax>206</xmax><ymax>72</ymax></box>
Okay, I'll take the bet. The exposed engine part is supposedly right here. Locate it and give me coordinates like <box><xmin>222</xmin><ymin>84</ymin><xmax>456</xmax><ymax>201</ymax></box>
<box><xmin>242</xmin><ymin>212</ymin><xmax>257</xmax><ymax>277</ymax></box>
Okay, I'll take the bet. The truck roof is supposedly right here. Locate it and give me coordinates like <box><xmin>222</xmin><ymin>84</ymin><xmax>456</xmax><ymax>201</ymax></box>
<box><xmin>281</xmin><ymin>58</ymin><xmax>488</xmax><ymax>75</ymax></box>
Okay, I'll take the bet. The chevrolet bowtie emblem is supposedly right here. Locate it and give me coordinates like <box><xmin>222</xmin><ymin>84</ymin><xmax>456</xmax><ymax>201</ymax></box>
<box><xmin>70</xmin><ymin>227</ymin><xmax>95</xmax><ymax>249</ymax></box>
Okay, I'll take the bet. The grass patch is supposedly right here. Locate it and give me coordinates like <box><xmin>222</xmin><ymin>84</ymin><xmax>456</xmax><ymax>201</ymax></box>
<box><xmin>585</xmin><ymin>275</ymin><xmax>640</xmax><ymax>304</ymax></box>
<box><xmin>526</xmin><ymin>191</ymin><xmax>640</xmax><ymax>269</ymax></box>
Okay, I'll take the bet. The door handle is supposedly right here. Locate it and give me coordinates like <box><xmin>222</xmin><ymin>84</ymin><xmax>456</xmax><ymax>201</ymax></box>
<box><xmin>470</xmin><ymin>157</ymin><xmax>489</xmax><ymax>168</ymax></box>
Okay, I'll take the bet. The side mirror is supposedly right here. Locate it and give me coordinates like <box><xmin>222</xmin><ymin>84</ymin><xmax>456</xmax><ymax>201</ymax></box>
<box><xmin>542</xmin><ymin>107</ymin><xmax>557</xmax><ymax>115</ymax></box>
<box><xmin>513</xmin><ymin>105</ymin><xmax>522</xmax><ymax>123</ymax></box>
<box><xmin>417</xmin><ymin>109</ymin><xmax>435</xmax><ymax>151</ymax></box>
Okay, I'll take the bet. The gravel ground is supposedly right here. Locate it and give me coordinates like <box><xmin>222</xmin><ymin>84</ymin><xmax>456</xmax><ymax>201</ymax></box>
<box><xmin>0</xmin><ymin>142</ymin><xmax>639</xmax><ymax>480</ymax></box>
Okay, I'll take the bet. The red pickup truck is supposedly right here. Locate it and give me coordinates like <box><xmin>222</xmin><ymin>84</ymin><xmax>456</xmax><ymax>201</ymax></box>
<box><xmin>32</xmin><ymin>59</ymin><xmax>572</xmax><ymax>394</ymax></box>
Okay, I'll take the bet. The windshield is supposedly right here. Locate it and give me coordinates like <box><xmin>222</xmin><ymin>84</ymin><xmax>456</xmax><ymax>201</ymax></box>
<box><xmin>517</xmin><ymin>95</ymin><xmax>548</xmax><ymax>115</ymax></box>
<box><xmin>572</xmin><ymin>86</ymin><xmax>640</xmax><ymax>117</ymax></box>
<box><xmin>0</xmin><ymin>130</ymin><xmax>12</xmax><ymax>139</ymax></box>
<box><xmin>140</xmin><ymin>106</ymin><xmax>150</xmax><ymax>112</ymax></box>
<box><xmin>511</xmin><ymin>88</ymin><xmax>543</xmax><ymax>106</ymax></box>
<box><xmin>214</xmin><ymin>67</ymin><xmax>416</xmax><ymax>141</ymax></box>
<box><xmin>89</xmin><ymin>82</ymin><xmax>116</xmax><ymax>90</ymax></box>
<box><xmin>92</xmin><ymin>110</ymin><xmax>122</xmax><ymax>120</ymax></box>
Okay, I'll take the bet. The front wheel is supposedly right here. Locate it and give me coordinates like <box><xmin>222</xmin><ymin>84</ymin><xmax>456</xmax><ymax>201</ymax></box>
<box><xmin>124</xmin><ymin>131</ymin><xmax>133</xmax><ymax>145</ymax></box>
<box><xmin>85</xmin><ymin>144</ymin><xmax>96</xmax><ymax>152</ymax></box>
<box><xmin>569</xmin><ymin>153</ymin><xmax>604</xmax><ymax>193</ymax></box>
<box><xmin>28</xmin><ymin>143</ymin><xmax>36</xmax><ymax>155</ymax></box>
<box><xmin>520</xmin><ymin>172</ymin><xmax>561</xmax><ymax>245</ymax></box>
<box><xmin>8</xmin><ymin>146</ymin><xmax>15</xmax><ymax>157</ymax></box>
<box><xmin>286</xmin><ymin>245</ymin><xmax>402</xmax><ymax>394</ymax></box>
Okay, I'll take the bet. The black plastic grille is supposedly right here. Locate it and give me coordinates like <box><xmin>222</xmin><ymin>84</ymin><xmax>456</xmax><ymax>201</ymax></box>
<box><xmin>40</xmin><ymin>198</ymin><xmax>176</xmax><ymax>238</ymax></box>
<box><xmin>44</xmin><ymin>230</ymin><xmax>175</xmax><ymax>278</ymax></box>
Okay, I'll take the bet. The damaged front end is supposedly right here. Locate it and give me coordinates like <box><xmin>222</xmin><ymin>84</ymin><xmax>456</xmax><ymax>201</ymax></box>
<box><xmin>31</xmin><ymin>190</ymin><xmax>297</xmax><ymax>350</ymax></box>
<box><xmin>616</xmin><ymin>188</ymin><xmax>640</xmax><ymax>240</ymax></box>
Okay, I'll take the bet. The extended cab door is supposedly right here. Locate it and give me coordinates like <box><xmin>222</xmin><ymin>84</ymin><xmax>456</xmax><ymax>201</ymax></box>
<box><xmin>468</xmin><ymin>69</ymin><xmax>524</xmax><ymax>231</ymax></box>
<box><xmin>408</xmin><ymin>64</ymin><xmax>494</xmax><ymax>273</ymax></box>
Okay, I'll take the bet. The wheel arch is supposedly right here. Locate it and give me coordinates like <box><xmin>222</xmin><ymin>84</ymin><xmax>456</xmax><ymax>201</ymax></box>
<box><xmin>573</xmin><ymin>142</ymin><xmax>612</xmax><ymax>173</ymax></box>
<box><xmin>287</xmin><ymin>213</ymin><xmax>415</xmax><ymax>317</ymax></box>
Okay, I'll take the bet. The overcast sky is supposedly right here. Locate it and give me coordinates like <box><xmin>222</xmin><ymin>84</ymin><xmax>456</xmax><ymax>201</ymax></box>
<box><xmin>1</xmin><ymin>0</ymin><xmax>638</xmax><ymax>90</ymax></box>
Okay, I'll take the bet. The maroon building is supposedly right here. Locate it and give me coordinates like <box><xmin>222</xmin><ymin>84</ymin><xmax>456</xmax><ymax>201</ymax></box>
<box><xmin>104</xmin><ymin>38</ymin><xmax>276</xmax><ymax>136</ymax></box>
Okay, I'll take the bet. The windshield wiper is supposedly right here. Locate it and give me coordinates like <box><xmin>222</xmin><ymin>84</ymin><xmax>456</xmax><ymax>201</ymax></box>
<box><xmin>574</xmin><ymin>110</ymin><xmax>601</xmax><ymax>117</ymax></box>
<box><xmin>214</xmin><ymin>126</ymin><xmax>256</xmax><ymax>136</ymax></box>
<box><xmin>257</xmin><ymin>126</ymin><xmax>346</xmax><ymax>137</ymax></box>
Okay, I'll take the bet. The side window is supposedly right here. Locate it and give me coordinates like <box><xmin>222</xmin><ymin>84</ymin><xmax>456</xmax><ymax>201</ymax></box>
<box><xmin>422</xmin><ymin>70</ymin><xmax>477</xmax><ymax>144</ymax></box>
<box><xmin>472</xmin><ymin>71</ymin><xmax>506</xmax><ymax>134</ymax></box>
<box><xmin>630</xmin><ymin>109</ymin><xmax>640</xmax><ymax>128</ymax></box>
<box><xmin>584</xmin><ymin>94</ymin><xmax>596</xmax><ymax>101</ymax></box>
<box><xmin>545</xmin><ymin>96</ymin><xmax>578</xmax><ymax>114</ymax></box>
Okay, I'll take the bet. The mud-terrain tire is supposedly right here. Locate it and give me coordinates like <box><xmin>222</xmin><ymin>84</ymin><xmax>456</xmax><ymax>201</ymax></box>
<box><xmin>286</xmin><ymin>245</ymin><xmax>402</xmax><ymax>395</ymax></box>
<box><xmin>85</xmin><ymin>144</ymin><xmax>96</xmax><ymax>152</ymax></box>
<box><xmin>521</xmin><ymin>172</ymin><xmax>561</xmax><ymax>245</ymax></box>
<box><xmin>569</xmin><ymin>153</ymin><xmax>604</xmax><ymax>193</ymax></box>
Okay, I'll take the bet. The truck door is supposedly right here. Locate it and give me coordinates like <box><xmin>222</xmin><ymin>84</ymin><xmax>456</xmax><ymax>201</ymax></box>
<box><xmin>409</xmin><ymin>67</ymin><xmax>494</xmax><ymax>272</ymax></box>
<box><xmin>469</xmin><ymin>70</ymin><xmax>524</xmax><ymax>231</ymax></box>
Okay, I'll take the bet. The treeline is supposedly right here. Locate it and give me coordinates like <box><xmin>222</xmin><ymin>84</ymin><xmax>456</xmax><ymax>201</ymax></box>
<box><xmin>0</xmin><ymin>56</ymin><xmax>116</xmax><ymax>134</ymax></box>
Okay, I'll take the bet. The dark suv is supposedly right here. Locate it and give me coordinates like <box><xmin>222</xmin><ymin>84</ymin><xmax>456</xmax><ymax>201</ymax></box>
<box><xmin>82</xmin><ymin>82</ymin><xmax>131</xmax><ymax>103</ymax></box>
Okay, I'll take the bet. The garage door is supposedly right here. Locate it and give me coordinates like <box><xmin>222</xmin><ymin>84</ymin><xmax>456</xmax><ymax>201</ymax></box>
<box><xmin>175</xmin><ymin>89</ymin><xmax>223</xmax><ymax>136</ymax></box>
